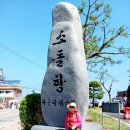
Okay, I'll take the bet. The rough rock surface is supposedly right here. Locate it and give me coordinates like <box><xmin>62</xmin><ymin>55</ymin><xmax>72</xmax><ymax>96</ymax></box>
<box><xmin>41</xmin><ymin>2</ymin><xmax>88</xmax><ymax>127</ymax></box>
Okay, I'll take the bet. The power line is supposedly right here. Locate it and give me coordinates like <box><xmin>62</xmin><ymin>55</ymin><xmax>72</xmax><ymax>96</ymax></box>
<box><xmin>0</xmin><ymin>43</ymin><xmax>44</xmax><ymax>69</ymax></box>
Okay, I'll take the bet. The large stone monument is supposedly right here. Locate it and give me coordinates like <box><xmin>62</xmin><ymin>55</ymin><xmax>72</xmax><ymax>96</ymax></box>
<box><xmin>32</xmin><ymin>2</ymin><xmax>101</xmax><ymax>130</ymax></box>
<box><xmin>41</xmin><ymin>2</ymin><xmax>88</xmax><ymax>127</ymax></box>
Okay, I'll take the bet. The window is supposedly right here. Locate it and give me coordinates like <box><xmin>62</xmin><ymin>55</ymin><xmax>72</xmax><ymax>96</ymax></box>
<box><xmin>6</xmin><ymin>91</ymin><xmax>10</xmax><ymax>94</ymax></box>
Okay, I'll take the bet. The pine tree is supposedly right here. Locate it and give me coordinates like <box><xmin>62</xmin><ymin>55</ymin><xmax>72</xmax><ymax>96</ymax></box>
<box><xmin>89</xmin><ymin>80</ymin><xmax>104</xmax><ymax>107</ymax></box>
<box><xmin>78</xmin><ymin>0</ymin><xmax>130</xmax><ymax>71</ymax></box>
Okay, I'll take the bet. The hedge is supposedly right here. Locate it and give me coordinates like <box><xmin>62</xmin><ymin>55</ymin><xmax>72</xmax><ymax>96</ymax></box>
<box><xmin>19</xmin><ymin>93</ymin><xmax>44</xmax><ymax>130</ymax></box>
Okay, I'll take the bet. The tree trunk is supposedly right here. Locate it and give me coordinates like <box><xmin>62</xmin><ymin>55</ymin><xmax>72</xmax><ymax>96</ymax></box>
<box><xmin>93</xmin><ymin>86</ymin><xmax>95</xmax><ymax>107</ymax></box>
<box><xmin>108</xmin><ymin>93</ymin><xmax>111</xmax><ymax>103</ymax></box>
<box><xmin>93</xmin><ymin>97</ymin><xmax>95</xmax><ymax>107</ymax></box>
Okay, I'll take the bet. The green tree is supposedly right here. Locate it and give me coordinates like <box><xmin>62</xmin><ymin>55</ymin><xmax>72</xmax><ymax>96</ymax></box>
<box><xmin>78</xmin><ymin>0</ymin><xmax>130</xmax><ymax>71</ymax></box>
<box><xmin>89</xmin><ymin>80</ymin><xmax>104</xmax><ymax>107</ymax></box>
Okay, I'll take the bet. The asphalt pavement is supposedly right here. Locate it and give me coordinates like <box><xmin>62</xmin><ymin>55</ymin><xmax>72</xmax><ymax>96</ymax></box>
<box><xmin>0</xmin><ymin>109</ymin><xmax>20</xmax><ymax>129</ymax></box>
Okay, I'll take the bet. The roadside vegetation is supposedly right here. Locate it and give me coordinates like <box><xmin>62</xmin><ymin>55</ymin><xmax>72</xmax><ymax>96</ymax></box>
<box><xmin>19</xmin><ymin>93</ymin><xmax>43</xmax><ymax>130</ymax></box>
<box><xmin>89</xmin><ymin>81</ymin><xmax>104</xmax><ymax>107</ymax></box>
<box><xmin>86</xmin><ymin>107</ymin><xmax>129</xmax><ymax>130</ymax></box>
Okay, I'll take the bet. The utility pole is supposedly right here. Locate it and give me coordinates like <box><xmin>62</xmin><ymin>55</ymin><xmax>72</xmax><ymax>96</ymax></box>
<box><xmin>128</xmin><ymin>70</ymin><xmax>130</xmax><ymax>85</ymax></box>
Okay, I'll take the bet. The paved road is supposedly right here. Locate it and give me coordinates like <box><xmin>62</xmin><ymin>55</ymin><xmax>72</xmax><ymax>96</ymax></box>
<box><xmin>0</xmin><ymin>109</ymin><xmax>20</xmax><ymax>129</ymax></box>
<box><xmin>105</xmin><ymin>112</ymin><xmax>130</xmax><ymax>126</ymax></box>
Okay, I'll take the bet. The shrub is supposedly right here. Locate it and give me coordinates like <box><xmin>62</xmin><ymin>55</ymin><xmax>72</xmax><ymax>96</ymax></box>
<box><xmin>19</xmin><ymin>93</ymin><xmax>44</xmax><ymax>130</ymax></box>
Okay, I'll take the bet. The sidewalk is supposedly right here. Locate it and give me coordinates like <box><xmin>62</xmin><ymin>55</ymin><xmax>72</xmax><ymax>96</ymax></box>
<box><xmin>0</xmin><ymin>122</ymin><xmax>21</xmax><ymax>130</ymax></box>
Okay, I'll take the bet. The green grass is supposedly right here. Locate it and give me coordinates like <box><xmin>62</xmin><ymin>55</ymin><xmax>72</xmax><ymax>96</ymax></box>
<box><xmin>87</xmin><ymin>107</ymin><xmax>129</xmax><ymax>130</ymax></box>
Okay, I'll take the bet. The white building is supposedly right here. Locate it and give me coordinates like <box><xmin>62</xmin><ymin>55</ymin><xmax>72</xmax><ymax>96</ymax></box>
<box><xmin>0</xmin><ymin>69</ymin><xmax>22</xmax><ymax>109</ymax></box>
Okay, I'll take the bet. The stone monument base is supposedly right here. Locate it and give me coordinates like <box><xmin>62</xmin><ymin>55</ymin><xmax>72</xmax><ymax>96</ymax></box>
<box><xmin>31</xmin><ymin>125</ymin><xmax>64</xmax><ymax>130</ymax></box>
<box><xmin>31</xmin><ymin>122</ymin><xmax>102</xmax><ymax>130</ymax></box>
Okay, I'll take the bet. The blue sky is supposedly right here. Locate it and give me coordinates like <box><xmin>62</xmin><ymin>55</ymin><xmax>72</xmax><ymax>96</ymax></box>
<box><xmin>0</xmin><ymin>0</ymin><xmax>130</xmax><ymax>100</ymax></box>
